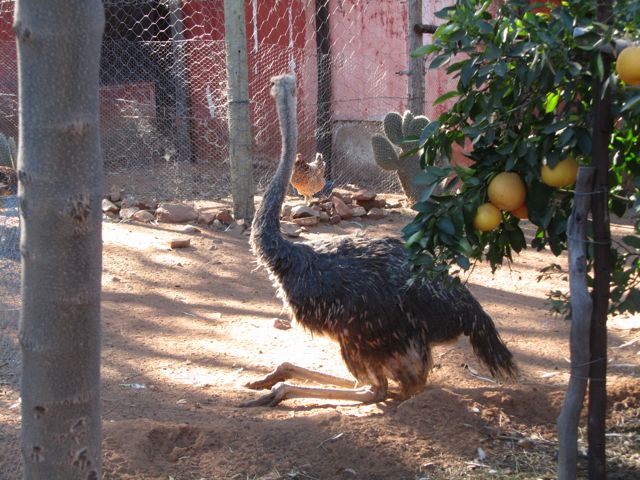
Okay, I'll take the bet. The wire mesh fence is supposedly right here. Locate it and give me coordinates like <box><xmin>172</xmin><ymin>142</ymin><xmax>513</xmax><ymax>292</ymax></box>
<box><xmin>97</xmin><ymin>0</ymin><xmax>412</xmax><ymax>201</ymax></box>
<box><xmin>0</xmin><ymin>194</ymin><xmax>21</xmax><ymax>480</ymax></box>
<box><xmin>0</xmin><ymin>1</ymin><xmax>435</xmax><ymax>477</ymax></box>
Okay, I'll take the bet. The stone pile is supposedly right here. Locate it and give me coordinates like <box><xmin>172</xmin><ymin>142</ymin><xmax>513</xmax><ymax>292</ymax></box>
<box><xmin>103</xmin><ymin>186</ymin><xmax>401</xmax><ymax>238</ymax></box>
<box><xmin>102</xmin><ymin>185</ymin><xmax>237</xmax><ymax>231</ymax></box>
<box><xmin>283</xmin><ymin>189</ymin><xmax>392</xmax><ymax>227</ymax></box>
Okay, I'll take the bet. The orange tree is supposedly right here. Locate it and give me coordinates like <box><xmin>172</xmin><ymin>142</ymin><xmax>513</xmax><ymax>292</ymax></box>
<box><xmin>404</xmin><ymin>0</ymin><xmax>640</xmax><ymax>314</ymax></box>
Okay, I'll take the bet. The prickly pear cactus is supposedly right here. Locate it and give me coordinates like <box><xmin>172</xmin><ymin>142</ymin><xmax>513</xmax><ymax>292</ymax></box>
<box><xmin>371</xmin><ymin>110</ymin><xmax>432</xmax><ymax>203</ymax></box>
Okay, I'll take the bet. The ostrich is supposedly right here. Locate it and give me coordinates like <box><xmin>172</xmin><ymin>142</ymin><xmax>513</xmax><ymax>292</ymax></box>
<box><xmin>245</xmin><ymin>74</ymin><xmax>517</xmax><ymax>407</ymax></box>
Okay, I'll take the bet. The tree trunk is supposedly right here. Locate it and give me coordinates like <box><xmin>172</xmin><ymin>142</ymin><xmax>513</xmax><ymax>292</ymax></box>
<box><xmin>407</xmin><ymin>0</ymin><xmax>424</xmax><ymax>115</ymax></box>
<box><xmin>588</xmin><ymin>3</ymin><xmax>613</xmax><ymax>479</ymax></box>
<box><xmin>224</xmin><ymin>0</ymin><xmax>255</xmax><ymax>220</ymax></box>
<box><xmin>557</xmin><ymin>167</ymin><xmax>594</xmax><ymax>480</ymax></box>
<box><xmin>16</xmin><ymin>1</ymin><xmax>105</xmax><ymax>479</ymax></box>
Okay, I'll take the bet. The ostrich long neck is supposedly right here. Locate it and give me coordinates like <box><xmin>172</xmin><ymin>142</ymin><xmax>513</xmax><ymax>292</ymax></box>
<box><xmin>251</xmin><ymin>79</ymin><xmax>298</xmax><ymax>266</ymax></box>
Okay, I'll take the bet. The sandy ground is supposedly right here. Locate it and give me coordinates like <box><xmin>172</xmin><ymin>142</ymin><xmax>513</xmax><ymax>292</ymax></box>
<box><xmin>1</xmin><ymin>194</ymin><xmax>639</xmax><ymax>479</ymax></box>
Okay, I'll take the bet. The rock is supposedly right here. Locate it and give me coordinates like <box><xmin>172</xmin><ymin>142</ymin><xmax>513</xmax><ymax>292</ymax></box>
<box><xmin>329</xmin><ymin>214</ymin><xmax>341</xmax><ymax>224</ymax></box>
<box><xmin>120</xmin><ymin>196</ymin><xmax>140</xmax><ymax>209</ymax></box>
<box><xmin>281</xmin><ymin>222</ymin><xmax>301</xmax><ymax>238</ymax></box>
<box><xmin>215</xmin><ymin>209</ymin><xmax>234</xmax><ymax>224</ymax></box>
<box><xmin>198</xmin><ymin>211</ymin><xmax>216</xmax><ymax>224</ymax></box>
<box><xmin>212</xmin><ymin>219</ymin><xmax>225</xmax><ymax>230</ymax></box>
<box><xmin>169</xmin><ymin>238</ymin><xmax>191</xmax><ymax>249</ymax></box>
<box><xmin>331</xmin><ymin>191</ymin><xmax>352</xmax><ymax>205</ymax></box>
<box><xmin>331</xmin><ymin>196</ymin><xmax>352</xmax><ymax>219</ymax></box>
<box><xmin>137</xmin><ymin>198</ymin><xmax>157</xmax><ymax>211</ymax></box>
<box><xmin>320</xmin><ymin>202</ymin><xmax>333</xmax><ymax>212</ymax></box>
<box><xmin>273</xmin><ymin>318</ymin><xmax>292</xmax><ymax>330</ymax></box>
<box><xmin>119</xmin><ymin>206</ymin><xmax>140</xmax><ymax>220</ymax></box>
<box><xmin>386</xmin><ymin>200</ymin><xmax>403</xmax><ymax>209</ymax></box>
<box><xmin>156</xmin><ymin>203</ymin><xmax>199</xmax><ymax>223</ymax></box>
<box><xmin>351</xmin><ymin>206</ymin><xmax>367</xmax><ymax>217</ymax></box>
<box><xmin>132</xmin><ymin>210</ymin><xmax>155</xmax><ymax>223</ymax></box>
<box><xmin>281</xmin><ymin>204</ymin><xmax>293</xmax><ymax>220</ymax></box>
<box><xmin>352</xmin><ymin>189</ymin><xmax>376</xmax><ymax>202</ymax></box>
<box><xmin>357</xmin><ymin>198</ymin><xmax>387</xmax><ymax>211</ymax></box>
<box><xmin>319</xmin><ymin>211</ymin><xmax>330</xmax><ymax>222</ymax></box>
<box><xmin>180</xmin><ymin>225</ymin><xmax>200</xmax><ymax>234</ymax></box>
<box><xmin>293</xmin><ymin>215</ymin><xmax>319</xmax><ymax>227</ymax></box>
<box><xmin>366</xmin><ymin>208</ymin><xmax>388</xmax><ymax>220</ymax></box>
<box><xmin>291</xmin><ymin>205</ymin><xmax>320</xmax><ymax>219</ymax></box>
<box><xmin>102</xmin><ymin>198</ymin><xmax>119</xmax><ymax>213</ymax></box>
<box><xmin>108</xmin><ymin>185</ymin><xmax>122</xmax><ymax>203</ymax></box>
<box><xmin>227</xmin><ymin>220</ymin><xmax>248</xmax><ymax>236</ymax></box>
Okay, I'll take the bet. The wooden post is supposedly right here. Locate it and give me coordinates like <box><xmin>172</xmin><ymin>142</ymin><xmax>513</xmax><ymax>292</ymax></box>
<box><xmin>315</xmin><ymin>0</ymin><xmax>332</xmax><ymax>179</ymax></box>
<box><xmin>224</xmin><ymin>0</ymin><xmax>255</xmax><ymax>220</ymax></box>
<box><xmin>168</xmin><ymin>0</ymin><xmax>193</xmax><ymax>164</ymax></box>
<box><xmin>588</xmin><ymin>2</ymin><xmax>613</xmax><ymax>478</ymax></box>
<box><xmin>407</xmin><ymin>0</ymin><xmax>424</xmax><ymax>115</ymax></box>
<box><xmin>557</xmin><ymin>167</ymin><xmax>594</xmax><ymax>480</ymax></box>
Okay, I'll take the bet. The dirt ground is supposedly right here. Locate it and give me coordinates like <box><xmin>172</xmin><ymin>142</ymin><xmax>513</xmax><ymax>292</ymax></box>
<box><xmin>1</xmin><ymin>193</ymin><xmax>639</xmax><ymax>479</ymax></box>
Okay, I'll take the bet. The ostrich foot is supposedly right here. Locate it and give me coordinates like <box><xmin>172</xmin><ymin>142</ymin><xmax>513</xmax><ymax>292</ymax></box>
<box><xmin>245</xmin><ymin>362</ymin><xmax>356</xmax><ymax>390</ymax></box>
<box><xmin>240</xmin><ymin>382</ymin><xmax>386</xmax><ymax>408</ymax></box>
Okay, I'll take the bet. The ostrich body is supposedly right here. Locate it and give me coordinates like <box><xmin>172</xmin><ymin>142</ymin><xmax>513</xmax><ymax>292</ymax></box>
<box><xmin>246</xmin><ymin>75</ymin><xmax>517</xmax><ymax>407</ymax></box>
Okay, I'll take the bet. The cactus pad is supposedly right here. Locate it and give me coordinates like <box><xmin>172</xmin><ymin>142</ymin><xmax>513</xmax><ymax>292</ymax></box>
<box><xmin>371</xmin><ymin>133</ymin><xmax>400</xmax><ymax>171</ymax></box>
<box><xmin>383</xmin><ymin>112</ymin><xmax>403</xmax><ymax>146</ymax></box>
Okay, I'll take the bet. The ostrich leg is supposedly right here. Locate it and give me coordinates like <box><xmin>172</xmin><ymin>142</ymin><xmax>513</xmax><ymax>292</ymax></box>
<box><xmin>245</xmin><ymin>362</ymin><xmax>356</xmax><ymax>390</ymax></box>
<box><xmin>240</xmin><ymin>382</ymin><xmax>387</xmax><ymax>407</ymax></box>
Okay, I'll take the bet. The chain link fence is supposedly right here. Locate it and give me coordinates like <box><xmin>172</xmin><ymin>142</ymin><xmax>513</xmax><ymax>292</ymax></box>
<box><xmin>0</xmin><ymin>1</ymin><xmax>433</xmax><ymax>477</ymax></box>
<box><xmin>0</xmin><ymin>193</ymin><xmax>21</xmax><ymax>480</ymax></box>
<box><xmin>97</xmin><ymin>0</ymin><xmax>411</xmax><ymax>201</ymax></box>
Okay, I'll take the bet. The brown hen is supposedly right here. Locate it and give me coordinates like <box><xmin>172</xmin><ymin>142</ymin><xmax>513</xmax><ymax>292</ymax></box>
<box><xmin>290</xmin><ymin>152</ymin><xmax>325</xmax><ymax>204</ymax></box>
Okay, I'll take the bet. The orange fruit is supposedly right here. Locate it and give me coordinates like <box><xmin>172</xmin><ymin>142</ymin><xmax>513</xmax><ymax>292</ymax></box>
<box><xmin>474</xmin><ymin>203</ymin><xmax>502</xmax><ymax>232</ymax></box>
<box><xmin>488</xmin><ymin>172</ymin><xmax>526</xmax><ymax>211</ymax></box>
<box><xmin>616</xmin><ymin>46</ymin><xmax>640</xmax><ymax>86</ymax></box>
<box><xmin>512</xmin><ymin>204</ymin><xmax>528</xmax><ymax>220</ymax></box>
<box><xmin>541</xmin><ymin>157</ymin><xmax>578</xmax><ymax>187</ymax></box>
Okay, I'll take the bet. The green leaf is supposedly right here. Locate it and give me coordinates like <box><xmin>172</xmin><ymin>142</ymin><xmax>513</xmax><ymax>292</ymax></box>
<box><xmin>596</xmin><ymin>53</ymin><xmax>604</xmax><ymax>80</ymax></box>
<box><xmin>576</xmin><ymin>128</ymin><xmax>592</xmax><ymax>155</ymax></box>
<box><xmin>461</xmin><ymin>60</ymin><xmax>476</xmax><ymax>88</ymax></box>
<box><xmin>495</xmin><ymin>61</ymin><xmax>507</xmax><ymax>77</ymax></box>
<box><xmin>456</xmin><ymin>255</ymin><xmax>471</xmax><ymax>270</ymax></box>
<box><xmin>508</xmin><ymin>227</ymin><xmax>527</xmax><ymax>253</ymax></box>
<box><xmin>406</xmin><ymin>229</ymin><xmax>424</xmax><ymax>246</ymax></box>
<box><xmin>527</xmin><ymin>181</ymin><xmax>557</xmax><ymax>229</ymax></box>
<box><xmin>542</xmin><ymin>121</ymin><xmax>569</xmax><ymax>134</ymax></box>
<box><xmin>622</xmin><ymin>235</ymin><xmax>640</xmax><ymax>249</ymax></box>
<box><xmin>434</xmin><ymin>90</ymin><xmax>460</xmax><ymax>105</ymax></box>
<box><xmin>430</xmin><ymin>53</ymin><xmax>452</xmax><ymax>70</ymax></box>
<box><xmin>437</xmin><ymin>216</ymin><xmax>456</xmax><ymax>236</ymax></box>
<box><xmin>411</xmin><ymin>44</ymin><xmax>440</xmax><ymax>58</ymax></box>
<box><xmin>509</xmin><ymin>41</ymin><xmax>535</xmax><ymax>57</ymax></box>
<box><xmin>434</xmin><ymin>6</ymin><xmax>455</xmax><ymax>20</ymax></box>
<box><xmin>419</xmin><ymin>120</ymin><xmax>442</xmax><ymax>147</ymax></box>
<box><xmin>621</xmin><ymin>93</ymin><xmax>640</xmax><ymax>113</ymax></box>
<box><xmin>477</xmin><ymin>20</ymin><xmax>494</xmax><ymax>34</ymax></box>
<box><xmin>483</xmin><ymin>43</ymin><xmax>501</xmax><ymax>61</ymax></box>
<box><xmin>544</xmin><ymin>91</ymin><xmax>561</xmax><ymax>113</ymax></box>
<box><xmin>620</xmin><ymin>288</ymin><xmax>640</xmax><ymax>313</ymax></box>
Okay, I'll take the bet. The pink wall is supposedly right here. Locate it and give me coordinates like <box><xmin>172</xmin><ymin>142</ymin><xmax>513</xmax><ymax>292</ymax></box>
<box><xmin>327</xmin><ymin>0</ymin><xmax>408</xmax><ymax>121</ymax></box>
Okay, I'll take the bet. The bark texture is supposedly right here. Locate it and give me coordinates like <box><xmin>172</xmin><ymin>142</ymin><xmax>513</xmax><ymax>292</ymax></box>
<box><xmin>224</xmin><ymin>0</ymin><xmax>255</xmax><ymax>220</ymax></box>
<box><xmin>557</xmin><ymin>167</ymin><xmax>594</xmax><ymax>480</ymax></box>
<box><xmin>16</xmin><ymin>1</ymin><xmax>105</xmax><ymax>478</ymax></box>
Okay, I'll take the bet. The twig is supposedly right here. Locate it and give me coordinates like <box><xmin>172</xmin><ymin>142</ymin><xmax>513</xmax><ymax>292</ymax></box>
<box><xmin>317</xmin><ymin>432</ymin><xmax>344</xmax><ymax>449</ymax></box>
